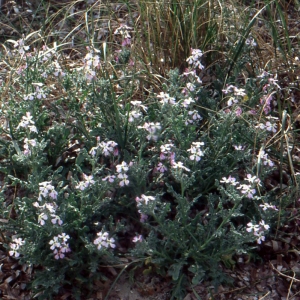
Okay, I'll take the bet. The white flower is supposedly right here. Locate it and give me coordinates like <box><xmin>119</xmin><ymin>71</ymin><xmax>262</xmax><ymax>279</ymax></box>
<box><xmin>17</xmin><ymin>112</ymin><xmax>38</xmax><ymax>133</ymax></box>
<box><xmin>220</xmin><ymin>175</ymin><xmax>238</xmax><ymax>186</ymax></box>
<box><xmin>160</xmin><ymin>143</ymin><xmax>174</xmax><ymax>154</ymax></box>
<box><xmin>187</xmin><ymin>142</ymin><xmax>204</xmax><ymax>161</ymax></box>
<box><xmin>156</xmin><ymin>162</ymin><xmax>168</xmax><ymax>173</ymax></box>
<box><xmin>172</xmin><ymin>161</ymin><xmax>190</xmax><ymax>172</ymax></box>
<box><xmin>38</xmin><ymin>212</ymin><xmax>48</xmax><ymax>225</ymax></box>
<box><xmin>116</xmin><ymin>161</ymin><xmax>129</xmax><ymax>173</ymax></box>
<box><xmin>186</xmin><ymin>82</ymin><xmax>196</xmax><ymax>92</ymax></box>
<box><xmin>136</xmin><ymin>194</ymin><xmax>155</xmax><ymax>205</ymax></box>
<box><xmin>246</xmin><ymin>222</ymin><xmax>260</xmax><ymax>233</ymax></box>
<box><xmin>259</xmin><ymin>203</ymin><xmax>278</xmax><ymax>211</ymax></box>
<box><xmin>233</xmin><ymin>145</ymin><xmax>245</xmax><ymax>151</ymax></box>
<box><xmin>133</xmin><ymin>235</ymin><xmax>143</xmax><ymax>243</ymax></box>
<box><xmin>114</xmin><ymin>24</ymin><xmax>132</xmax><ymax>39</ymax></box>
<box><xmin>39</xmin><ymin>181</ymin><xmax>57</xmax><ymax>200</ymax></box>
<box><xmin>227</xmin><ymin>97</ymin><xmax>239</xmax><ymax>107</ymax></box>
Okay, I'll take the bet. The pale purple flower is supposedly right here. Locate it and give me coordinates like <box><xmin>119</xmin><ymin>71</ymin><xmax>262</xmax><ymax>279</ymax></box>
<box><xmin>259</xmin><ymin>220</ymin><xmax>270</xmax><ymax>230</ymax></box>
<box><xmin>245</xmin><ymin>37</ymin><xmax>257</xmax><ymax>47</ymax></box>
<box><xmin>156</xmin><ymin>162</ymin><xmax>168</xmax><ymax>173</ymax></box>
<box><xmin>139</xmin><ymin>213</ymin><xmax>148</xmax><ymax>223</ymax></box>
<box><xmin>254</xmin><ymin>231</ymin><xmax>265</xmax><ymax>244</ymax></box>
<box><xmin>266</xmin><ymin>121</ymin><xmax>277</xmax><ymax>133</ymax></box>
<box><xmin>94</xmin><ymin>231</ymin><xmax>115</xmax><ymax>250</ymax></box>
<box><xmin>186</xmin><ymin>48</ymin><xmax>204</xmax><ymax>69</ymax></box>
<box><xmin>9</xmin><ymin>238</ymin><xmax>25</xmax><ymax>258</ymax></box>
<box><xmin>245</xmin><ymin>174</ymin><xmax>260</xmax><ymax>185</ymax></box>
<box><xmin>128</xmin><ymin>110</ymin><xmax>142</xmax><ymax>122</ymax></box>
<box><xmin>258</xmin><ymin>150</ymin><xmax>274</xmax><ymax>167</ymax></box>
<box><xmin>185</xmin><ymin>110</ymin><xmax>202</xmax><ymax>125</ymax></box>
<box><xmin>49</xmin><ymin>237</ymin><xmax>61</xmax><ymax>250</ymax></box>
<box><xmin>118</xmin><ymin>173</ymin><xmax>129</xmax><ymax>186</ymax></box>
<box><xmin>51</xmin><ymin>215</ymin><xmax>63</xmax><ymax>225</ymax></box>
<box><xmin>102</xmin><ymin>175</ymin><xmax>116</xmax><ymax>183</ymax></box>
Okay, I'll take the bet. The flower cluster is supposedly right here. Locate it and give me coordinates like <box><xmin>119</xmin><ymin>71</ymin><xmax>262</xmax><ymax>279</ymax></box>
<box><xmin>139</xmin><ymin>122</ymin><xmax>161</xmax><ymax>141</ymax></box>
<box><xmin>157</xmin><ymin>92</ymin><xmax>176</xmax><ymax>105</ymax></box>
<box><xmin>128</xmin><ymin>100</ymin><xmax>147</xmax><ymax>123</ymax></box>
<box><xmin>181</xmin><ymin>97</ymin><xmax>195</xmax><ymax>108</ymax></box>
<box><xmin>258</xmin><ymin>150</ymin><xmax>274</xmax><ymax>167</ymax></box>
<box><xmin>83</xmin><ymin>48</ymin><xmax>101</xmax><ymax>81</ymax></box>
<box><xmin>38</xmin><ymin>181</ymin><xmax>58</xmax><ymax>201</ymax></box>
<box><xmin>116</xmin><ymin>161</ymin><xmax>130</xmax><ymax>186</ymax></box>
<box><xmin>52</xmin><ymin>61</ymin><xmax>66</xmax><ymax>77</ymax></box>
<box><xmin>135</xmin><ymin>195</ymin><xmax>155</xmax><ymax>222</ymax></box>
<box><xmin>187</xmin><ymin>141</ymin><xmax>204</xmax><ymax>161</ymax></box>
<box><xmin>185</xmin><ymin>110</ymin><xmax>202</xmax><ymax>125</ymax></box>
<box><xmin>256</xmin><ymin>121</ymin><xmax>277</xmax><ymax>133</ymax></box>
<box><xmin>136</xmin><ymin>194</ymin><xmax>156</xmax><ymax>205</ymax></box>
<box><xmin>33</xmin><ymin>201</ymin><xmax>63</xmax><ymax>226</ymax></box>
<box><xmin>89</xmin><ymin>139</ymin><xmax>118</xmax><ymax>157</ymax></box>
<box><xmin>114</xmin><ymin>24</ymin><xmax>132</xmax><ymax>46</ymax></box>
<box><xmin>17</xmin><ymin>112</ymin><xmax>38</xmax><ymax>133</ymax></box>
<box><xmin>75</xmin><ymin>173</ymin><xmax>95</xmax><ymax>191</ymax></box>
<box><xmin>155</xmin><ymin>143</ymin><xmax>175</xmax><ymax>173</ymax></box>
<box><xmin>93</xmin><ymin>231</ymin><xmax>116</xmax><ymax>250</ymax></box>
<box><xmin>23</xmin><ymin>138</ymin><xmax>37</xmax><ymax>156</ymax></box>
<box><xmin>49</xmin><ymin>233</ymin><xmax>71</xmax><ymax>259</ymax></box>
<box><xmin>245</xmin><ymin>37</ymin><xmax>257</xmax><ymax>47</ymax></box>
<box><xmin>222</xmin><ymin>85</ymin><xmax>246</xmax><ymax>107</ymax></box>
<box><xmin>220</xmin><ymin>174</ymin><xmax>260</xmax><ymax>199</ymax></box>
<box><xmin>24</xmin><ymin>86</ymin><xmax>47</xmax><ymax>101</ymax></box>
<box><xmin>260</xmin><ymin>94</ymin><xmax>275</xmax><ymax>115</ymax></box>
<box><xmin>13</xmin><ymin>38</ymin><xmax>29</xmax><ymax>55</ymax></box>
<box><xmin>9</xmin><ymin>238</ymin><xmax>25</xmax><ymax>258</ymax></box>
<box><xmin>186</xmin><ymin>48</ymin><xmax>204</xmax><ymax>70</ymax></box>
<box><xmin>246</xmin><ymin>220</ymin><xmax>270</xmax><ymax>244</ymax></box>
